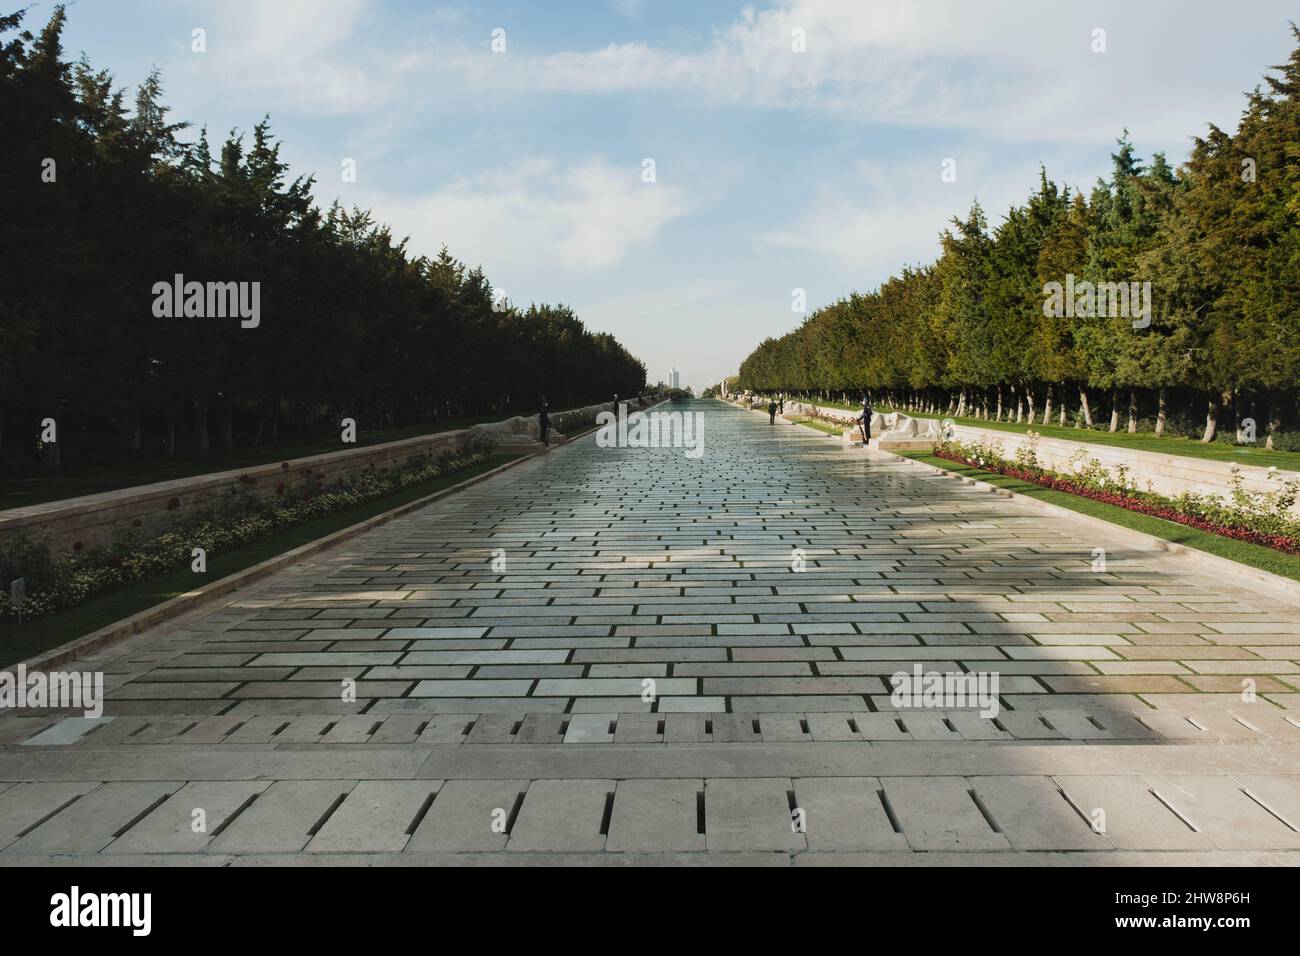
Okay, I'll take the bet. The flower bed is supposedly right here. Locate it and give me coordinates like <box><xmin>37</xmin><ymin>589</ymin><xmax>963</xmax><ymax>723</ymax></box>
<box><xmin>762</xmin><ymin>399</ymin><xmax>858</xmax><ymax>430</ymax></box>
<box><xmin>935</xmin><ymin>433</ymin><xmax>1300</xmax><ymax>556</ymax></box>
<box><xmin>0</xmin><ymin>435</ymin><xmax>495</xmax><ymax>622</ymax></box>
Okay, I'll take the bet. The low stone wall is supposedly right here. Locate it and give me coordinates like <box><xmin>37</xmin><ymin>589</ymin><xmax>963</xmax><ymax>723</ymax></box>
<box><xmin>792</xmin><ymin>401</ymin><xmax>1300</xmax><ymax>515</ymax></box>
<box><xmin>466</xmin><ymin>398</ymin><xmax>640</xmax><ymax>451</ymax></box>
<box><xmin>0</xmin><ymin>397</ymin><xmax>649</xmax><ymax>556</ymax></box>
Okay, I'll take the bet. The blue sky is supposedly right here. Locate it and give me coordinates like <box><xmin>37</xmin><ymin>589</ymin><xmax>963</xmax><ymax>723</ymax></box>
<box><xmin>53</xmin><ymin>0</ymin><xmax>1299</xmax><ymax>392</ymax></box>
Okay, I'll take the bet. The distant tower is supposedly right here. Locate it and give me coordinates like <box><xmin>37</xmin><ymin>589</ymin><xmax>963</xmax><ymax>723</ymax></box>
<box><xmin>669</xmin><ymin>366</ymin><xmax>680</xmax><ymax>389</ymax></box>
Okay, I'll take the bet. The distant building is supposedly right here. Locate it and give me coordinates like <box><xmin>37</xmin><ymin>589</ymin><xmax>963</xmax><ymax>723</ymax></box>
<box><xmin>669</xmin><ymin>367</ymin><xmax>680</xmax><ymax>389</ymax></box>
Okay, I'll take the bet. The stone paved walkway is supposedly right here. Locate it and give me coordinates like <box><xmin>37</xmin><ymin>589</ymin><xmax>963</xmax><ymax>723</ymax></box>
<box><xmin>2</xmin><ymin>399</ymin><xmax>1299</xmax><ymax>863</ymax></box>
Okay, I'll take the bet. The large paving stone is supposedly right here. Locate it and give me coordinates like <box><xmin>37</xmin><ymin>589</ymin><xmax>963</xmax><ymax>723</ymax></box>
<box><xmin>106</xmin><ymin>781</ymin><xmax>269</xmax><ymax>853</ymax></box>
<box><xmin>879</xmin><ymin>777</ymin><xmax>1010</xmax><ymax>851</ymax></box>
<box><xmin>1053</xmin><ymin>776</ymin><xmax>1215</xmax><ymax>850</ymax></box>
<box><xmin>606</xmin><ymin>779</ymin><xmax>705</xmax><ymax>852</ymax></box>
<box><xmin>8</xmin><ymin>782</ymin><xmax>183</xmax><ymax>854</ymax></box>
<box><xmin>791</xmin><ymin>777</ymin><xmax>907</xmax><ymax>851</ymax></box>
<box><xmin>306</xmin><ymin>781</ymin><xmax>441</xmax><ymax>852</ymax></box>
<box><xmin>704</xmin><ymin>778</ymin><xmax>805</xmax><ymax>852</ymax></box>
<box><xmin>507</xmin><ymin>780</ymin><xmax>613</xmax><ymax>851</ymax></box>
<box><xmin>210</xmin><ymin>781</ymin><xmax>357</xmax><ymax>853</ymax></box>
<box><xmin>408</xmin><ymin>779</ymin><xmax>527</xmax><ymax>852</ymax></box>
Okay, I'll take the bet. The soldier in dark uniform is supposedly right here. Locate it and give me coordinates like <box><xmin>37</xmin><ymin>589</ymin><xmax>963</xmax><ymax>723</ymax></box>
<box><xmin>859</xmin><ymin>397</ymin><xmax>873</xmax><ymax>443</ymax></box>
<box><xmin>769</xmin><ymin>399</ymin><xmax>778</xmax><ymax>424</ymax></box>
<box><xmin>539</xmin><ymin>399</ymin><xmax>551</xmax><ymax>446</ymax></box>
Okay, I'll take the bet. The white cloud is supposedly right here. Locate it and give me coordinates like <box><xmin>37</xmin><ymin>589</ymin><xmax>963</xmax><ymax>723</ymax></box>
<box><xmin>439</xmin><ymin>0</ymin><xmax>1295</xmax><ymax>142</ymax></box>
<box><xmin>360</xmin><ymin>158</ymin><xmax>691</xmax><ymax>276</ymax></box>
<box><xmin>431</xmin><ymin>6</ymin><xmax>470</xmax><ymax>24</ymax></box>
<box><xmin>196</xmin><ymin>0</ymin><xmax>428</xmax><ymax>114</ymax></box>
<box><xmin>758</xmin><ymin>157</ymin><xmax>1006</xmax><ymax>277</ymax></box>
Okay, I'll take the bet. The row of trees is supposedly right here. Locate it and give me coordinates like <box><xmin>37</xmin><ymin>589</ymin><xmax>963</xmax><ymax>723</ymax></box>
<box><xmin>738</xmin><ymin>27</ymin><xmax>1300</xmax><ymax>448</ymax></box>
<box><xmin>0</xmin><ymin>7</ymin><xmax>646</xmax><ymax>473</ymax></box>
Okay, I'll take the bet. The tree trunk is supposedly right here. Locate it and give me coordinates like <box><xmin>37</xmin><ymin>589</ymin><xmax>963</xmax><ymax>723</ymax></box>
<box><xmin>1154</xmin><ymin>388</ymin><xmax>1167</xmax><ymax>437</ymax></box>
<box><xmin>1108</xmin><ymin>390</ymin><xmax>1120</xmax><ymax>432</ymax></box>
<box><xmin>252</xmin><ymin>404</ymin><xmax>268</xmax><ymax>447</ymax></box>
<box><xmin>995</xmin><ymin>387</ymin><xmax>1003</xmax><ymax>422</ymax></box>
<box><xmin>1025</xmin><ymin>386</ymin><xmax>1036</xmax><ymax>424</ymax></box>
<box><xmin>956</xmin><ymin>389</ymin><xmax>967</xmax><ymax>418</ymax></box>
<box><xmin>1078</xmin><ymin>385</ymin><xmax>1093</xmax><ymax>427</ymax></box>
<box><xmin>270</xmin><ymin>395</ymin><xmax>281</xmax><ymax>441</ymax></box>
<box><xmin>220</xmin><ymin>395</ymin><xmax>234</xmax><ymax>449</ymax></box>
<box><xmin>1201</xmin><ymin>395</ymin><xmax>1219</xmax><ymax>443</ymax></box>
<box><xmin>193</xmin><ymin>398</ymin><xmax>210</xmax><ymax>453</ymax></box>
<box><xmin>1042</xmin><ymin>385</ymin><xmax>1054</xmax><ymax>426</ymax></box>
<box><xmin>40</xmin><ymin>432</ymin><xmax>61</xmax><ymax>472</ymax></box>
<box><xmin>165</xmin><ymin>405</ymin><xmax>177</xmax><ymax>457</ymax></box>
<box><xmin>1126</xmin><ymin>389</ymin><xmax>1138</xmax><ymax>433</ymax></box>
<box><xmin>1059</xmin><ymin>404</ymin><xmax>1066</xmax><ymax>426</ymax></box>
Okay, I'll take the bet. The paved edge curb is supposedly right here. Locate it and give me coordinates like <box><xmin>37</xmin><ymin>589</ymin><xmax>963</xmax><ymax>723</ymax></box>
<box><xmin>19</xmin><ymin>398</ymin><xmax>673</xmax><ymax>672</ymax></box>
<box><xmin>19</xmin><ymin>454</ymin><xmax>539</xmax><ymax>672</ymax></box>
<box><xmin>891</xmin><ymin>450</ymin><xmax>1300</xmax><ymax>608</ymax></box>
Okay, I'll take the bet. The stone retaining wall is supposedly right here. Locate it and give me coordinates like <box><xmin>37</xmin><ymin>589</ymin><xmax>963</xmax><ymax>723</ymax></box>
<box><xmin>0</xmin><ymin>397</ymin><xmax>648</xmax><ymax>556</ymax></box>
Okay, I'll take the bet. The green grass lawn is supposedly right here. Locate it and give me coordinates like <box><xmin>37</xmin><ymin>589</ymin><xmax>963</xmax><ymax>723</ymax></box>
<box><xmin>901</xmin><ymin>451</ymin><xmax>1300</xmax><ymax>583</ymax></box>
<box><xmin>2</xmin><ymin>456</ymin><xmax>515</xmax><ymax>666</ymax></box>
<box><xmin>0</xmin><ymin>414</ymin><xmax>529</xmax><ymax>511</ymax></box>
<box><xmin>786</xmin><ymin>400</ymin><xmax>1300</xmax><ymax>470</ymax></box>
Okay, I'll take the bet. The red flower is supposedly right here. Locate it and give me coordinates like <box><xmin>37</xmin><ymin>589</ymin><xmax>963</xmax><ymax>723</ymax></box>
<box><xmin>72</xmin><ymin>541</ymin><xmax>83</xmax><ymax>552</ymax></box>
<box><xmin>281</xmin><ymin>461</ymin><xmax>290</xmax><ymax>470</ymax></box>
